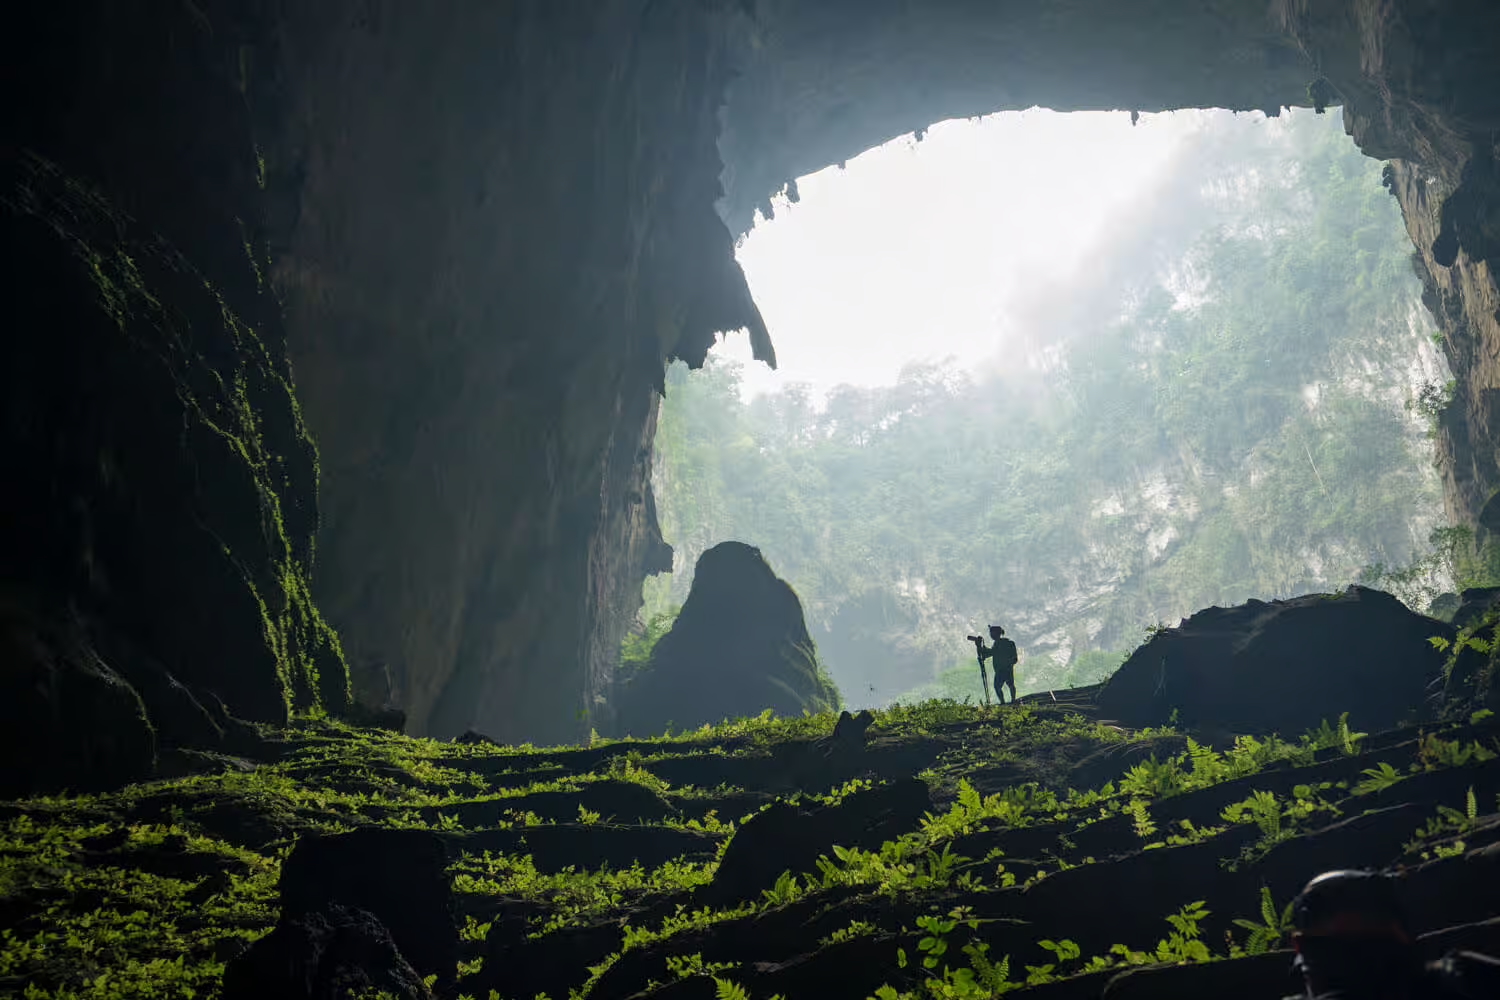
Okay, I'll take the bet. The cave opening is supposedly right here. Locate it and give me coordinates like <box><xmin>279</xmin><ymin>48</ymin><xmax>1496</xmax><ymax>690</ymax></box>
<box><xmin>636</xmin><ymin>106</ymin><xmax>1457</xmax><ymax>713</ymax></box>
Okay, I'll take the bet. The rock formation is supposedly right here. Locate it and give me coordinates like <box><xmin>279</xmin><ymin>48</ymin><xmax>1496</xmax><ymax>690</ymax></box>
<box><xmin>6</xmin><ymin>0</ymin><xmax>1500</xmax><ymax>771</ymax></box>
<box><xmin>1096</xmin><ymin>586</ymin><xmax>1451</xmax><ymax>735</ymax></box>
<box><xmin>0</xmin><ymin>151</ymin><xmax>346</xmax><ymax>794</ymax></box>
<box><xmin>613</xmin><ymin>542</ymin><xmax>840</xmax><ymax>736</ymax></box>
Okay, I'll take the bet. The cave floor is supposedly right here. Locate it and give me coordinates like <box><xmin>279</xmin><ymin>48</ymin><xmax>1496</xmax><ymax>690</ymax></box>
<box><xmin>3</xmin><ymin>700</ymin><xmax>1499</xmax><ymax>999</ymax></box>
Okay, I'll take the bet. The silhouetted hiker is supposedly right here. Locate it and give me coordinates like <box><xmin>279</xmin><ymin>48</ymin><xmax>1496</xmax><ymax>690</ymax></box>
<box><xmin>968</xmin><ymin>625</ymin><xmax>1018</xmax><ymax>705</ymax></box>
<box><xmin>987</xmin><ymin>626</ymin><xmax>1018</xmax><ymax>704</ymax></box>
<box><xmin>1287</xmin><ymin>869</ymin><xmax>1500</xmax><ymax>999</ymax></box>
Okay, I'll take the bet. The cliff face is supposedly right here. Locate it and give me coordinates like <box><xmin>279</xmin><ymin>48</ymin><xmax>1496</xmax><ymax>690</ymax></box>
<box><xmin>6</xmin><ymin>0</ymin><xmax>1500</xmax><ymax>766</ymax></box>
<box><xmin>0</xmin><ymin>3</ymin><xmax>348</xmax><ymax>794</ymax></box>
<box><xmin>1272</xmin><ymin>1</ymin><xmax>1500</xmax><ymax>539</ymax></box>
<box><xmin>262</xmin><ymin>1</ymin><xmax>758</xmax><ymax>741</ymax></box>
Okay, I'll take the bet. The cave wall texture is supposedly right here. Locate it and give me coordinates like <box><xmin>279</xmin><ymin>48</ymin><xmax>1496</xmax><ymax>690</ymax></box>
<box><xmin>4</xmin><ymin>0</ymin><xmax>1500</xmax><ymax>771</ymax></box>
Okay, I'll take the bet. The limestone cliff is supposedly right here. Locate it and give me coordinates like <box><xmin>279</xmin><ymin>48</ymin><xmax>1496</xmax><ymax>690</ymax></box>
<box><xmin>1272</xmin><ymin>1</ymin><xmax>1500</xmax><ymax>541</ymax></box>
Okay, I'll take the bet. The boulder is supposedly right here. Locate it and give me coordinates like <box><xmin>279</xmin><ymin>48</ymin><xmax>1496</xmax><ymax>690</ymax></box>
<box><xmin>1095</xmin><ymin>587</ymin><xmax>1451</xmax><ymax>736</ymax></box>
<box><xmin>277</xmin><ymin>829</ymin><xmax>458</xmax><ymax>994</ymax></box>
<box><xmin>703</xmin><ymin>776</ymin><xmax>932</xmax><ymax>903</ymax></box>
<box><xmin>220</xmin><ymin>905</ymin><xmax>435</xmax><ymax>1000</ymax></box>
<box><xmin>613</xmin><ymin>542</ymin><xmax>840</xmax><ymax>736</ymax></box>
<box><xmin>0</xmin><ymin>600</ymin><xmax>156</xmax><ymax>797</ymax></box>
<box><xmin>1453</xmin><ymin>587</ymin><xmax>1500</xmax><ymax>630</ymax></box>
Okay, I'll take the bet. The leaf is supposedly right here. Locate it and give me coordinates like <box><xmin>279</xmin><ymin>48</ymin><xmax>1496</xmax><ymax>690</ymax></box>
<box><xmin>713</xmin><ymin>977</ymin><xmax>750</xmax><ymax>1000</ymax></box>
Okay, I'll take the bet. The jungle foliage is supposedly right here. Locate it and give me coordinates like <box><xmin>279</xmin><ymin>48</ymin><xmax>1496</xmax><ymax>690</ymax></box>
<box><xmin>645</xmin><ymin>109</ymin><xmax>1447</xmax><ymax>706</ymax></box>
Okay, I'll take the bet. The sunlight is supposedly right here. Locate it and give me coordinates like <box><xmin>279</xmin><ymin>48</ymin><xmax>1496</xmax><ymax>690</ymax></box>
<box><xmin>722</xmin><ymin>108</ymin><xmax>1225</xmax><ymax>400</ymax></box>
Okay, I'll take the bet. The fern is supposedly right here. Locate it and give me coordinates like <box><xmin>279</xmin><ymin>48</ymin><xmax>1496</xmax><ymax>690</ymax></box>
<box><xmin>1353</xmin><ymin>762</ymin><xmax>1404</xmax><ymax>795</ymax></box>
<box><xmin>1127</xmin><ymin>799</ymin><xmax>1157</xmax><ymax>839</ymax></box>
<box><xmin>713</xmin><ymin>977</ymin><xmax>751</xmax><ymax>1000</ymax></box>
<box><xmin>1231</xmin><ymin>887</ymin><xmax>1294</xmax><ymax>954</ymax></box>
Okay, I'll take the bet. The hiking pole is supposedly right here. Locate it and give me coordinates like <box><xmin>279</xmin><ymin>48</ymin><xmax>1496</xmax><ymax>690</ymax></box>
<box><xmin>967</xmin><ymin>634</ymin><xmax>992</xmax><ymax>708</ymax></box>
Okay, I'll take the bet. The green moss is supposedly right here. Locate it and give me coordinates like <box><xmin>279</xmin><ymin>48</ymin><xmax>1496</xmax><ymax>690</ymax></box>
<box><xmin>2</xmin><ymin>701</ymin><xmax>1495</xmax><ymax>999</ymax></box>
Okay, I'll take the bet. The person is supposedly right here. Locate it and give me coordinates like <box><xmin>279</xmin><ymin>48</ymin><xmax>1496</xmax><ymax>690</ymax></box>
<box><xmin>982</xmin><ymin>625</ymin><xmax>1018</xmax><ymax>705</ymax></box>
<box><xmin>1288</xmin><ymin>869</ymin><xmax>1500</xmax><ymax>999</ymax></box>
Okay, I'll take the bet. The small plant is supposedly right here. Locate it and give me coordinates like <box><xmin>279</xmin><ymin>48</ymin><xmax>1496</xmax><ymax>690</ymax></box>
<box><xmin>1223</xmin><ymin>790</ymin><xmax>1282</xmax><ymax>840</ymax></box>
<box><xmin>1155</xmin><ymin>901</ymin><xmax>1213</xmax><ymax>963</ymax></box>
<box><xmin>915</xmin><ymin>914</ymin><xmax>959</xmax><ymax>970</ymax></box>
<box><xmin>1126</xmin><ymin>799</ymin><xmax>1157</xmax><ymax>840</ymax></box>
<box><xmin>1231</xmin><ymin>887</ymin><xmax>1294</xmax><ymax>954</ymax></box>
<box><xmin>1353</xmin><ymin>762</ymin><xmax>1405</xmax><ymax>795</ymax></box>
<box><xmin>1303</xmin><ymin>713</ymin><xmax>1366</xmax><ymax>756</ymax></box>
<box><xmin>760</xmin><ymin>870</ymin><xmax>804</xmax><ymax>907</ymax></box>
<box><xmin>1406</xmin><ymin>787</ymin><xmax>1480</xmax><ymax>858</ymax></box>
<box><xmin>666</xmin><ymin>952</ymin><xmax>740</xmax><ymax>980</ymax></box>
<box><xmin>1418</xmin><ymin>733</ymin><xmax>1496</xmax><ymax>769</ymax></box>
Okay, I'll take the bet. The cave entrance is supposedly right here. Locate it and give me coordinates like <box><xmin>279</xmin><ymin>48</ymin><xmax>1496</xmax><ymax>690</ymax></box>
<box><xmin>637</xmin><ymin>106</ymin><xmax>1452</xmax><ymax>712</ymax></box>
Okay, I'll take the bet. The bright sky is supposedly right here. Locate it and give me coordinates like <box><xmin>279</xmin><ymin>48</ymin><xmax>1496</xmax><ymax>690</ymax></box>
<box><xmin>718</xmin><ymin>108</ymin><xmax>1220</xmax><ymax>400</ymax></box>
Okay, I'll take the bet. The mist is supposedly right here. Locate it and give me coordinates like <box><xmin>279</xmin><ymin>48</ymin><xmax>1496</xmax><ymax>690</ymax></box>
<box><xmin>646</xmin><ymin>106</ymin><xmax>1450</xmax><ymax>710</ymax></box>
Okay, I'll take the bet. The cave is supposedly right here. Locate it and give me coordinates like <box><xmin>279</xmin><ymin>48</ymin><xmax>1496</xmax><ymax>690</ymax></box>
<box><xmin>5</xmin><ymin>0</ymin><xmax>1500</xmax><ymax>774</ymax></box>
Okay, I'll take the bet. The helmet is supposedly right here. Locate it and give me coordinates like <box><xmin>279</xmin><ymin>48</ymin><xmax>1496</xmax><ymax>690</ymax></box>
<box><xmin>1292</xmin><ymin>870</ymin><xmax>1412</xmax><ymax>944</ymax></box>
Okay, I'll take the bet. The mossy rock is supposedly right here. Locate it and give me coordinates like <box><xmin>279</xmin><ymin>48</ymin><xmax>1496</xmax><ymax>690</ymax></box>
<box><xmin>0</xmin><ymin>156</ymin><xmax>349</xmax><ymax>795</ymax></box>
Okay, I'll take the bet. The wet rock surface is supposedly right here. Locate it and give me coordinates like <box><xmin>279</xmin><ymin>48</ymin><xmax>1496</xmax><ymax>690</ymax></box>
<box><xmin>613</xmin><ymin>542</ymin><xmax>840</xmax><ymax>737</ymax></box>
<box><xmin>0</xmin><ymin>152</ymin><xmax>348</xmax><ymax>796</ymax></box>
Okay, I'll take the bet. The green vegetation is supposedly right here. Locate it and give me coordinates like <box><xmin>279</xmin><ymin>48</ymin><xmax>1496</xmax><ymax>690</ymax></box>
<box><xmin>644</xmin><ymin>110</ymin><xmax>1447</xmax><ymax>705</ymax></box>
<box><xmin>4</xmin><ymin>699</ymin><xmax>1494</xmax><ymax>999</ymax></box>
<box><xmin>620</xmin><ymin>607</ymin><xmax>681</xmax><ymax>679</ymax></box>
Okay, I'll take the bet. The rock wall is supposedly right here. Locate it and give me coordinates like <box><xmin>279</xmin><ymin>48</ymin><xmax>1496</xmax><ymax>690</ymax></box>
<box><xmin>0</xmin><ymin>2</ymin><xmax>348</xmax><ymax>794</ymax></box>
<box><xmin>1271</xmin><ymin>1</ymin><xmax>1500</xmax><ymax>539</ymax></box>
<box><xmin>717</xmin><ymin>0</ymin><xmax>1315</xmax><ymax>234</ymax></box>
<box><xmin>262</xmin><ymin>1</ymin><xmax>763</xmax><ymax>741</ymax></box>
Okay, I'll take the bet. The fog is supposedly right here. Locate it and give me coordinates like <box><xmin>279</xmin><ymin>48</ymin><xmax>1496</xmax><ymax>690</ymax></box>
<box><xmin>720</xmin><ymin>107</ymin><xmax>1315</xmax><ymax>403</ymax></box>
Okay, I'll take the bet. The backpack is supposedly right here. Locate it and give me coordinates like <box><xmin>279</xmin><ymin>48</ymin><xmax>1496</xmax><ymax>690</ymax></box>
<box><xmin>993</xmin><ymin>638</ymin><xmax>1018</xmax><ymax>671</ymax></box>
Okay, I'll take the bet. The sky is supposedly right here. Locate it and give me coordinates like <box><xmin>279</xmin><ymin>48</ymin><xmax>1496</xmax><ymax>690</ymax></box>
<box><xmin>716</xmin><ymin>108</ymin><xmax>1233</xmax><ymax>401</ymax></box>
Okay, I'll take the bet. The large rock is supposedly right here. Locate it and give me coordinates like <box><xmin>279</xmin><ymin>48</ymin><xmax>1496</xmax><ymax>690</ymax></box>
<box><xmin>704</xmin><ymin>776</ymin><xmax>933</xmax><ymax>904</ymax></box>
<box><xmin>613</xmin><ymin>542</ymin><xmax>839</xmax><ymax>736</ymax></box>
<box><xmin>0</xmin><ymin>155</ymin><xmax>349</xmax><ymax>796</ymax></box>
<box><xmin>0</xmin><ymin>599</ymin><xmax>157</xmax><ymax>798</ymax></box>
<box><xmin>220</xmin><ymin>905</ymin><xmax>436</xmax><ymax>1000</ymax></box>
<box><xmin>277</xmin><ymin>829</ymin><xmax>458</xmax><ymax>994</ymax></box>
<box><xmin>1096</xmin><ymin>586</ymin><xmax>1452</xmax><ymax>736</ymax></box>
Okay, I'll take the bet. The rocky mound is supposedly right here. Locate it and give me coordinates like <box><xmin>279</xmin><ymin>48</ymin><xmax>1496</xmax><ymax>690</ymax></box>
<box><xmin>1096</xmin><ymin>586</ymin><xmax>1452</xmax><ymax>736</ymax></box>
<box><xmin>613</xmin><ymin>541</ymin><xmax>839</xmax><ymax>736</ymax></box>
